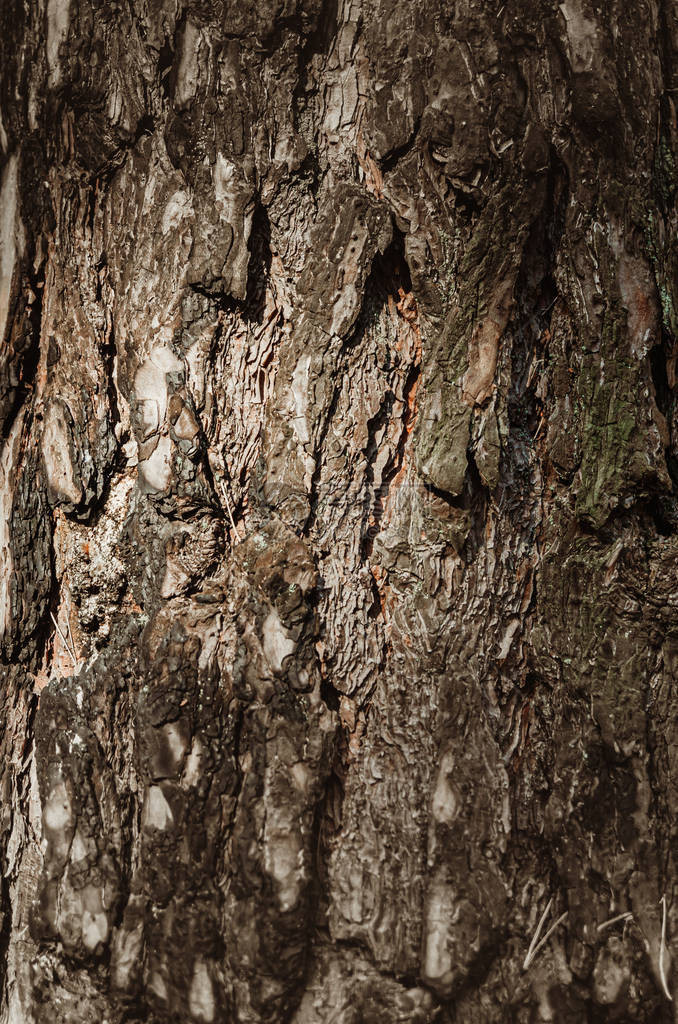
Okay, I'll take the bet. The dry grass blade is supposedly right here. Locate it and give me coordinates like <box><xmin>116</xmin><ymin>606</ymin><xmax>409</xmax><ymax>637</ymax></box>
<box><xmin>597</xmin><ymin>912</ymin><xmax>633</xmax><ymax>932</ymax></box>
<box><xmin>660</xmin><ymin>894</ymin><xmax>672</xmax><ymax>1001</ymax></box>
<box><xmin>219</xmin><ymin>480</ymin><xmax>240</xmax><ymax>541</ymax></box>
<box><xmin>50</xmin><ymin>611</ymin><xmax>77</xmax><ymax>669</ymax></box>
<box><xmin>523</xmin><ymin>897</ymin><xmax>552</xmax><ymax>971</ymax></box>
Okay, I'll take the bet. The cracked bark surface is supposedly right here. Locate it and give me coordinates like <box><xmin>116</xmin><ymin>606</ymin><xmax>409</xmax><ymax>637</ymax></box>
<box><xmin>2</xmin><ymin>0</ymin><xmax>678</xmax><ymax>1021</ymax></box>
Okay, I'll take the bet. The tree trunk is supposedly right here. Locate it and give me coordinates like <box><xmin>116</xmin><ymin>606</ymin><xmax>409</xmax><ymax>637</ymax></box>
<box><xmin>1</xmin><ymin>0</ymin><xmax>678</xmax><ymax>1020</ymax></box>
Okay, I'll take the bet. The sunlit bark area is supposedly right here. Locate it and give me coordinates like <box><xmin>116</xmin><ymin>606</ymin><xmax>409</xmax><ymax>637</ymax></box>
<box><xmin>2</xmin><ymin>1</ymin><xmax>678</xmax><ymax>1020</ymax></box>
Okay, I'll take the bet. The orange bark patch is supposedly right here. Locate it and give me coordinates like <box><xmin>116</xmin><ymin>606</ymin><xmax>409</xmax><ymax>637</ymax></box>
<box><xmin>356</xmin><ymin>131</ymin><xmax>383</xmax><ymax>199</ymax></box>
<box><xmin>396</xmin><ymin>287</ymin><xmax>422</xmax><ymax>430</ymax></box>
<box><xmin>617</xmin><ymin>252</ymin><xmax>658</xmax><ymax>357</ymax></box>
<box><xmin>370</xmin><ymin>564</ymin><xmax>388</xmax><ymax>616</ymax></box>
<box><xmin>462</xmin><ymin>278</ymin><xmax>514</xmax><ymax>406</ymax></box>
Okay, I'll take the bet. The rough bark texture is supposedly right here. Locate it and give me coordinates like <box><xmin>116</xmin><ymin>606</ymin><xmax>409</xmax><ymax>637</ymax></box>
<box><xmin>2</xmin><ymin>1</ymin><xmax>678</xmax><ymax>1021</ymax></box>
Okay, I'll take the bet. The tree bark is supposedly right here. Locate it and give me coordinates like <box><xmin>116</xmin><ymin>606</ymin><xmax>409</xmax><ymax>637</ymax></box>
<box><xmin>1</xmin><ymin>0</ymin><xmax>678</xmax><ymax>1020</ymax></box>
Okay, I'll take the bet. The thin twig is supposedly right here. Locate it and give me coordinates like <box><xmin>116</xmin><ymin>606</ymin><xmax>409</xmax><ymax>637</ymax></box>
<box><xmin>660</xmin><ymin>894</ymin><xmax>673</xmax><ymax>1001</ymax></box>
<box><xmin>523</xmin><ymin>897</ymin><xmax>553</xmax><ymax>970</ymax></box>
<box><xmin>50</xmin><ymin>612</ymin><xmax>77</xmax><ymax>669</ymax></box>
